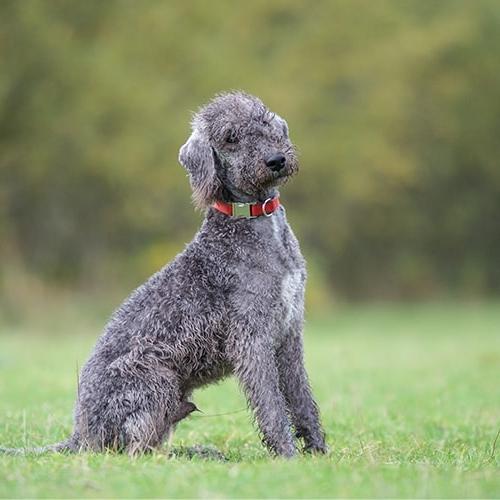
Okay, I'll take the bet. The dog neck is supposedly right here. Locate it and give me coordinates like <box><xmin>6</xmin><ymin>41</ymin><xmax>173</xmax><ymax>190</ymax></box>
<box><xmin>218</xmin><ymin>184</ymin><xmax>279</xmax><ymax>205</ymax></box>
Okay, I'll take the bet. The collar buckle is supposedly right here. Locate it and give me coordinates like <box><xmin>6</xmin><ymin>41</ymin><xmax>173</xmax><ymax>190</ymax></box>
<box><xmin>261</xmin><ymin>197</ymin><xmax>274</xmax><ymax>217</ymax></box>
<box><xmin>232</xmin><ymin>202</ymin><xmax>256</xmax><ymax>218</ymax></box>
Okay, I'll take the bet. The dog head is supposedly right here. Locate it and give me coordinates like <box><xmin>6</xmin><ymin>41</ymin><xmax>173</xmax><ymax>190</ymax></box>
<box><xmin>179</xmin><ymin>91</ymin><xmax>298</xmax><ymax>208</ymax></box>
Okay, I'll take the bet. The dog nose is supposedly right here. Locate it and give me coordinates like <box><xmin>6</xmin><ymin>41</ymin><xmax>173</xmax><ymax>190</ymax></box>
<box><xmin>265</xmin><ymin>153</ymin><xmax>286</xmax><ymax>172</ymax></box>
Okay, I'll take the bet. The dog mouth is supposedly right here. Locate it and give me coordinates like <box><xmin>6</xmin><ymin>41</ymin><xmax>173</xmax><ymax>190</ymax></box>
<box><xmin>272</xmin><ymin>169</ymin><xmax>289</xmax><ymax>179</ymax></box>
<box><xmin>240</xmin><ymin>159</ymin><xmax>298</xmax><ymax>195</ymax></box>
<box><xmin>269</xmin><ymin>163</ymin><xmax>297</xmax><ymax>182</ymax></box>
<box><xmin>257</xmin><ymin>170</ymin><xmax>292</xmax><ymax>192</ymax></box>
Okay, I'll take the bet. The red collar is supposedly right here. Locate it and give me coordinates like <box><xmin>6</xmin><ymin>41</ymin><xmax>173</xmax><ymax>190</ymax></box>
<box><xmin>212</xmin><ymin>196</ymin><xmax>281</xmax><ymax>218</ymax></box>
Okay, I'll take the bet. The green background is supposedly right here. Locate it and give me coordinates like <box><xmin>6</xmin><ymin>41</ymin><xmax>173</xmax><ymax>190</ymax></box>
<box><xmin>1</xmin><ymin>0</ymin><xmax>500</xmax><ymax>305</ymax></box>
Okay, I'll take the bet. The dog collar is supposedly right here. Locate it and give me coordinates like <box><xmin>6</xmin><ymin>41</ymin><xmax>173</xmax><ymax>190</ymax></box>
<box><xmin>212</xmin><ymin>196</ymin><xmax>280</xmax><ymax>218</ymax></box>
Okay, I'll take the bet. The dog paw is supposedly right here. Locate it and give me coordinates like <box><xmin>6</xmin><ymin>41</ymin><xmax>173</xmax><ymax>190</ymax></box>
<box><xmin>303</xmin><ymin>442</ymin><xmax>329</xmax><ymax>455</ymax></box>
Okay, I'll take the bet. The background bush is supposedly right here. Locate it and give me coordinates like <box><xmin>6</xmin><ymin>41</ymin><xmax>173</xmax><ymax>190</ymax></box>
<box><xmin>1</xmin><ymin>0</ymin><xmax>499</xmax><ymax>303</ymax></box>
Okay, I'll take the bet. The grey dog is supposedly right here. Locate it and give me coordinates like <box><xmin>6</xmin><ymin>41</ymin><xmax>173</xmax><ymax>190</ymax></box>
<box><xmin>1</xmin><ymin>91</ymin><xmax>327</xmax><ymax>458</ymax></box>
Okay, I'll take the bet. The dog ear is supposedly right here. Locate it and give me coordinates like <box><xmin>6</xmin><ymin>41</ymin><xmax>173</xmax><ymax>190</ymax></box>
<box><xmin>179</xmin><ymin>129</ymin><xmax>221</xmax><ymax>208</ymax></box>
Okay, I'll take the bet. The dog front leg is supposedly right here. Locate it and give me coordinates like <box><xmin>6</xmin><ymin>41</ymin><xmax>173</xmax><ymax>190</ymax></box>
<box><xmin>230</xmin><ymin>336</ymin><xmax>296</xmax><ymax>458</ymax></box>
<box><xmin>277</xmin><ymin>326</ymin><xmax>328</xmax><ymax>454</ymax></box>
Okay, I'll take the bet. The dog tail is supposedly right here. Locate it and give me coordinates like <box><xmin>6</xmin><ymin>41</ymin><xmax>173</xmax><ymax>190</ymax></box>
<box><xmin>0</xmin><ymin>438</ymin><xmax>76</xmax><ymax>456</ymax></box>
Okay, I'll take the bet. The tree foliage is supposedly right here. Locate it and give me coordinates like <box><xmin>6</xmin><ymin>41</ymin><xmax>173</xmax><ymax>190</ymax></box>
<box><xmin>1</xmin><ymin>0</ymin><xmax>499</xmax><ymax>299</ymax></box>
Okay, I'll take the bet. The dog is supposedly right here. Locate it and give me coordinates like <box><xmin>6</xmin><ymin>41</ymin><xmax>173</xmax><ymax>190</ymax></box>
<box><xmin>1</xmin><ymin>91</ymin><xmax>327</xmax><ymax>458</ymax></box>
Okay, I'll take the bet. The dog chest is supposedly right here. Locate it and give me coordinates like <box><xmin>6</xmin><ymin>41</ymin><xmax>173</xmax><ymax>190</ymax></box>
<box><xmin>280</xmin><ymin>269</ymin><xmax>304</xmax><ymax>328</ymax></box>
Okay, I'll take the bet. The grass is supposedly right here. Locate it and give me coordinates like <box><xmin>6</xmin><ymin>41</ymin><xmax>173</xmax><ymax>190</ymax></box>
<box><xmin>0</xmin><ymin>301</ymin><xmax>499</xmax><ymax>498</ymax></box>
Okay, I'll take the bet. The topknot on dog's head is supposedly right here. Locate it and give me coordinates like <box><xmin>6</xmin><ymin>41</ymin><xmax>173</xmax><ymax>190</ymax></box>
<box><xmin>197</xmin><ymin>92</ymin><xmax>274</xmax><ymax>143</ymax></box>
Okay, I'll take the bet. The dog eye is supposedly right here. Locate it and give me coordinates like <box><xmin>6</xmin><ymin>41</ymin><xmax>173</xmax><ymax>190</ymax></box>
<box><xmin>226</xmin><ymin>130</ymin><xmax>239</xmax><ymax>144</ymax></box>
<box><xmin>226</xmin><ymin>130</ymin><xmax>238</xmax><ymax>144</ymax></box>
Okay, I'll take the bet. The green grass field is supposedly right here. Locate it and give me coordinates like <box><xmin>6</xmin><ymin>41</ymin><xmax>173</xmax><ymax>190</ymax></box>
<box><xmin>0</xmin><ymin>302</ymin><xmax>499</xmax><ymax>498</ymax></box>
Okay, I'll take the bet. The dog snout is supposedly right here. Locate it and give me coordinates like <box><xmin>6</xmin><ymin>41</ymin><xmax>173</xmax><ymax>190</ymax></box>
<box><xmin>265</xmin><ymin>153</ymin><xmax>286</xmax><ymax>172</ymax></box>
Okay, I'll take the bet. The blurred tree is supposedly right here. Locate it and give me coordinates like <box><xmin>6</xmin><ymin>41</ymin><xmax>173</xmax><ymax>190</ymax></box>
<box><xmin>0</xmin><ymin>0</ymin><xmax>499</xmax><ymax>301</ymax></box>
